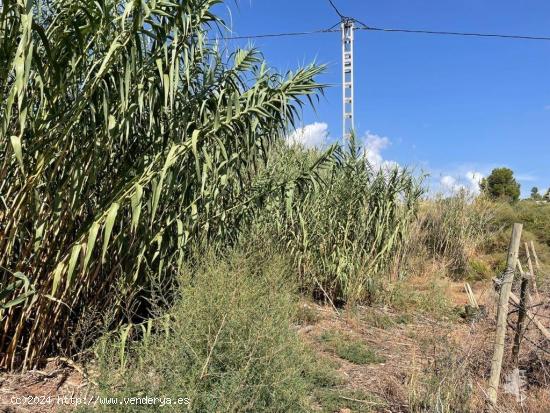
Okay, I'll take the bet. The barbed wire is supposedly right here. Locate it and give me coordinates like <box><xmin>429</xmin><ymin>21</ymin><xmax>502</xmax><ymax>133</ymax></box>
<box><xmin>506</xmin><ymin>320</ymin><xmax>550</xmax><ymax>357</ymax></box>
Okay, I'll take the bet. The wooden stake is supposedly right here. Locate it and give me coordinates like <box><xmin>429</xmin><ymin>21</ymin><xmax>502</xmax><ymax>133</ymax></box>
<box><xmin>525</xmin><ymin>242</ymin><xmax>540</xmax><ymax>300</ymax></box>
<box><xmin>530</xmin><ymin>240</ymin><xmax>541</xmax><ymax>270</ymax></box>
<box><xmin>512</xmin><ymin>274</ymin><xmax>529</xmax><ymax>364</ymax></box>
<box><xmin>516</xmin><ymin>260</ymin><xmax>533</xmax><ymax>307</ymax></box>
<box><xmin>516</xmin><ymin>260</ymin><xmax>524</xmax><ymax>275</ymax></box>
<box><xmin>509</xmin><ymin>292</ymin><xmax>550</xmax><ymax>340</ymax></box>
<box><xmin>487</xmin><ymin>223</ymin><xmax>522</xmax><ymax>407</ymax></box>
<box><xmin>464</xmin><ymin>282</ymin><xmax>478</xmax><ymax>309</ymax></box>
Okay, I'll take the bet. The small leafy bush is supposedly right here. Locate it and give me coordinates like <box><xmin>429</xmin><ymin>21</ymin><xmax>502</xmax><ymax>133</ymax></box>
<box><xmin>304</xmin><ymin>355</ymin><xmax>344</xmax><ymax>388</ymax></box>
<box><xmin>295</xmin><ymin>302</ymin><xmax>321</xmax><ymax>325</ymax></box>
<box><xmin>87</xmin><ymin>251</ymin><xmax>312</xmax><ymax>412</ymax></box>
<box><xmin>466</xmin><ymin>257</ymin><xmax>492</xmax><ymax>281</ymax></box>
<box><xmin>490</xmin><ymin>200</ymin><xmax>550</xmax><ymax>272</ymax></box>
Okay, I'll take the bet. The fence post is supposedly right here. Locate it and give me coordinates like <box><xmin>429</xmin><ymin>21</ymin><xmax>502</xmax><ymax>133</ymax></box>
<box><xmin>511</xmin><ymin>271</ymin><xmax>529</xmax><ymax>364</ymax></box>
<box><xmin>525</xmin><ymin>242</ymin><xmax>540</xmax><ymax>301</ymax></box>
<box><xmin>487</xmin><ymin>223</ymin><xmax>522</xmax><ymax>407</ymax></box>
<box><xmin>530</xmin><ymin>240</ymin><xmax>541</xmax><ymax>270</ymax></box>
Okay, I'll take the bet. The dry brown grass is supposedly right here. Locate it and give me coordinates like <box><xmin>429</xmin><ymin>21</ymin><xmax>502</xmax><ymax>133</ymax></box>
<box><xmin>297</xmin><ymin>270</ymin><xmax>550</xmax><ymax>413</ymax></box>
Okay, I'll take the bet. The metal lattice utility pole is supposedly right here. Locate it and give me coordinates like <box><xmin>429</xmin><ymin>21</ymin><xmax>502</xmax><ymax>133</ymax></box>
<box><xmin>342</xmin><ymin>18</ymin><xmax>354</xmax><ymax>141</ymax></box>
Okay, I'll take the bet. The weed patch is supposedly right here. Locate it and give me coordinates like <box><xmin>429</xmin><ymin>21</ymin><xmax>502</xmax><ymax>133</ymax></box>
<box><xmin>407</xmin><ymin>345</ymin><xmax>473</xmax><ymax>413</ymax></box>
<box><xmin>319</xmin><ymin>331</ymin><xmax>385</xmax><ymax>365</ymax></box>
<box><xmin>313</xmin><ymin>388</ymin><xmax>385</xmax><ymax>413</ymax></box>
<box><xmin>384</xmin><ymin>277</ymin><xmax>458</xmax><ymax>320</ymax></box>
<box><xmin>295</xmin><ymin>302</ymin><xmax>321</xmax><ymax>325</ymax></box>
<box><xmin>84</xmin><ymin>251</ymin><xmax>312</xmax><ymax>412</ymax></box>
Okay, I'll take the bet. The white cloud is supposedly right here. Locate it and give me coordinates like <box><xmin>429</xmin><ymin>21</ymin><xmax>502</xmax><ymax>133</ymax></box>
<box><xmin>363</xmin><ymin>133</ymin><xmax>389</xmax><ymax>167</ymax></box>
<box><xmin>287</xmin><ymin>122</ymin><xmax>328</xmax><ymax>148</ymax></box>
<box><xmin>287</xmin><ymin>126</ymin><xmax>399</xmax><ymax>170</ymax></box>
<box><xmin>440</xmin><ymin>170</ymin><xmax>484</xmax><ymax>194</ymax></box>
<box><xmin>362</xmin><ymin>132</ymin><xmax>398</xmax><ymax>170</ymax></box>
<box><xmin>440</xmin><ymin>175</ymin><xmax>466</xmax><ymax>193</ymax></box>
<box><xmin>440</xmin><ymin>175</ymin><xmax>456</xmax><ymax>188</ymax></box>
<box><xmin>466</xmin><ymin>171</ymin><xmax>483</xmax><ymax>194</ymax></box>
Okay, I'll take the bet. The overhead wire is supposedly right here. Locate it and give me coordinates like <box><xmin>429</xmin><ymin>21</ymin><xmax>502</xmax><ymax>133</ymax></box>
<box><xmin>221</xmin><ymin>27</ymin><xmax>339</xmax><ymax>40</ymax></box>
<box><xmin>220</xmin><ymin>24</ymin><xmax>550</xmax><ymax>42</ymax></box>
<box><xmin>358</xmin><ymin>25</ymin><xmax>550</xmax><ymax>41</ymax></box>
<box><xmin>327</xmin><ymin>0</ymin><xmax>345</xmax><ymax>19</ymax></box>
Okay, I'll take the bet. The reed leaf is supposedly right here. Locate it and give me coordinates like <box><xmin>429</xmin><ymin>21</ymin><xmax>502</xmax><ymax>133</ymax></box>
<box><xmin>0</xmin><ymin>0</ymin><xmax>325</xmax><ymax>368</ymax></box>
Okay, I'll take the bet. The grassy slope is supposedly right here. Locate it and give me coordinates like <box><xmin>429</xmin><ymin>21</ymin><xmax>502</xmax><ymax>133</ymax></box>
<box><xmin>490</xmin><ymin>201</ymin><xmax>550</xmax><ymax>272</ymax></box>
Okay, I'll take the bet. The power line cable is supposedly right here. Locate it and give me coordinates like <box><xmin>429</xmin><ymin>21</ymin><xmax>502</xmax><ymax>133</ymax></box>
<box><xmin>221</xmin><ymin>27</ymin><xmax>339</xmax><ymax>40</ymax></box>
<box><xmin>220</xmin><ymin>25</ymin><xmax>550</xmax><ymax>42</ymax></box>
<box><xmin>327</xmin><ymin>0</ymin><xmax>345</xmax><ymax>19</ymax></box>
<box><xmin>358</xmin><ymin>24</ymin><xmax>550</xmax><ymax>41</ymax></box>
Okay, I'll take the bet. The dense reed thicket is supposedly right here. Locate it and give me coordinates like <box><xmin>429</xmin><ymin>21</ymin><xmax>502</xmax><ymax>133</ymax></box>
<box><xmin>252</xmin><ymin>138</ymin><xmax>424</xmax><ymax>304</ymax></box>
<box><xmin>416</xmin><ymin>192</ymin><xmax>494</xmax><ymax>277</ymax></box>
<box><xmin>0</xmin><ymin>0</ymin><xmax>327</xmax><ymax>368</ymax></box>
<box><xmin>0</xmin><ymin>0</ymin><xmax>424</xmax><ymax>371</ymax></box>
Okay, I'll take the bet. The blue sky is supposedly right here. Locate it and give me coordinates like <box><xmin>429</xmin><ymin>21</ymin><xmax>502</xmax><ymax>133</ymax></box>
<box><xmin>214</xmin><ymin>0</ymin><xmax>550</xmax><ymax>196</ymax></box>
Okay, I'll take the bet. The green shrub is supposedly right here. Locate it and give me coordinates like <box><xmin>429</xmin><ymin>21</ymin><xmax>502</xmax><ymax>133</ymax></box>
<box><xmin>466</xmin><ymin>257</ymin><xmax>492</xmax><ymax>281</ymax></box>
<box><xmin>490</xmin><ymin>200</ymin><xmax>550</xmax><ymax>272</ymax></box>
<box><xmin>295</xmin><ymin>302</ymin><xmax>321</xmax><ymax>325</ymax></box>
<box><xmin>304</xmin><ymin>355</ymin><xmax>344</xmax><ymax>388</ymax></box>
<box><xmin>86</xmin><ymin>251</ymin><xmax>312</xmax><ymax>412</ymax></box>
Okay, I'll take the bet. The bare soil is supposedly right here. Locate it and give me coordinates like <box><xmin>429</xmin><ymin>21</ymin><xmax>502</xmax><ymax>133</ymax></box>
<box><xmin>0</xmin><ymin>359</ymin><xmax>87</xmax><ymax>413</ymax></box>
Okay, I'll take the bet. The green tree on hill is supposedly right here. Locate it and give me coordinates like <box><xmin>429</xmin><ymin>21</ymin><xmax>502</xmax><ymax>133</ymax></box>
<box><xmin>544</xmin><ymin>188</ymin><xmax>550</xmax><ymax>202</ymax></box>
<box><xmin>480</xmin><ymin>168</ymin><xmax>520</xmax><ymax>202</ymax></box>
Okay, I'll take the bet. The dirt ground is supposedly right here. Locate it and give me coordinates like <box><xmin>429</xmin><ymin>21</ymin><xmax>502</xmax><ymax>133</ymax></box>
<box><xmin>0</xmin><ymin>358</ymin><xmax>88</xmax><ymax>412</ymax></box>
<box><xmin>299</xmin><ymin>278</ymin><xmax>550</xmax><ymax>412</ymax></box>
